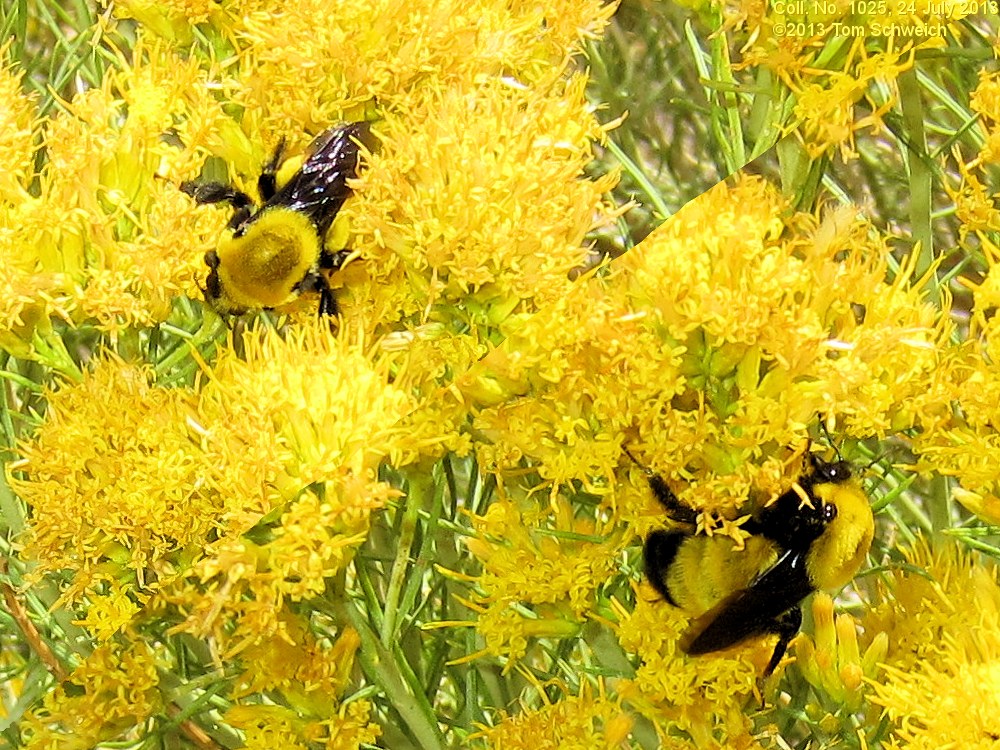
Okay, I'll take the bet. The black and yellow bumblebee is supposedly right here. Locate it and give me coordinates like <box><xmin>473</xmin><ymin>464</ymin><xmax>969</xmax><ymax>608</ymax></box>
<box><xmin>182</xmin><ymin>122</ymin><xmax>372</xmax><ymax>317</ymax></box>
<box><xmin>635</xmin><ymin>449</ymin><xmax>874</xmax><ymax>676</ymax></box>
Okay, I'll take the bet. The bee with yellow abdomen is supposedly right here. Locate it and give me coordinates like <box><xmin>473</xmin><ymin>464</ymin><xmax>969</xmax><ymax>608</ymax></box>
<box><xmin>632</xmin><ymin>448</ymin><xmax>874</xmax><ymax>676</ymax></box>
<box><xmin>182</xmin><ymin>122</ymin><xmax>373</xmax><ymax>317</ymax></box>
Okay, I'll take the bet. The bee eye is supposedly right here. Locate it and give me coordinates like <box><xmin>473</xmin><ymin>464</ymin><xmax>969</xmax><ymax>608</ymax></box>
<box><xmin>823</xmin><ymin>504</ymin><xmax>838</xmax><ymax>522</ymax></box>
<box><xmin>832</xmin><ymin>461</ymin><xmax>853</xmax><ymax>481</ymax></box>
<box><xmin>812</xmin><ymin>458</ymin><xmax>853</xmax><ymax>484</ymax></box>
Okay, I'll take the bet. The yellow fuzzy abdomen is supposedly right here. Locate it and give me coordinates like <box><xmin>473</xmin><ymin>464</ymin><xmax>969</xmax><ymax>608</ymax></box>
<box><xmin>667</xmin><ymin>535</ymin><xmax>781</xmax><ymax>615</ymax></box>
<box><xmin>216</xmin><ymin>208</ymin><xmax>321</xmax><ymax>309</ymax></box>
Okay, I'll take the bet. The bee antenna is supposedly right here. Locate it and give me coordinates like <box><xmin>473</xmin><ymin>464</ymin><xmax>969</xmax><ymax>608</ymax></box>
<box><xmin>621</xmin><ymin>445</ymin><xmax>653</xmax><ymax>476</ymax></box>
<box><xmin>860</xmin><ymin>453</ymin><xmax>885</xmax><ymax>475</ymax></box>
<box><xmin>816</xmin><ymin>416</ymin><xmax>845</xmax><ymax>462</ymax></box>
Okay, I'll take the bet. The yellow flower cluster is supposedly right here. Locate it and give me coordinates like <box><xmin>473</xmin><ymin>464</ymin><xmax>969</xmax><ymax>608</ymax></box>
<box><xmin>5</xmin><ymin>0</ymin><xmax>621</xmax><ymax>745</ymax></box>
<box><xmin>9</xmin><ymin>324</ymin><xmax>424</xmax><ymax>619</ymax></box>
<box><xmin>10</xmin><ymin>0</ymin><xmax>1000</xmax><ymax>745</ymax></box>
<box><xmin>470</xmin><ymin>683</ymin><xmax>632</xmax><ymax>749</ymax></box>
<box><xmin>226</xmin><ymin>701</ymin><xmax>380</xmax><ymax>750</ymax></box>
<box><xmin>19</xmin><ymin>641</ymin><xmax>162</xmax><ymax>750</ymax></box>
<box><xmin>971</xmin><ymin>69</ymin><xmax>1000</xmax><ymax>164</ymax></box>
<box><xmin>789</xmin><ymin>46</ymin><xmax>914</xmax><ymax>159</ymax></box>
<box><xmin>615</xmin><ymin>593</ymin><xmax>762</xmax><ymax>746</ymax></box>
<box><xmin>792</xmin><ymin>592</ymin><xmax>887</xmax><ymax>725</ymax></box>
<box><xmin>701</xmin><ymin>0</ymin><xmax>969</xmax><ymax>158</ymax></box>
<box><xmin>9</xmin><ymin>324</ymin><xmax>410</xmax><ymax>745</ymax></box>
<box><xmin>115</xmin><ymin>0</ymin><xmax>615</xmax><ymax>133</ymax></box>
<box><xmin>0</xmin><ymin>41</ymin><xmax>238</xmax><ymax>344</ymax></box>
<box><xmin>0</xmin><ymin>0</ymin><xmax>620</xmax><ymax>397</ymax></box>
<box><xmin>905</xmin><ymin>68</ymin><xmax>1000</xmax><ymax>524</ymax></box>
<box><xmin>344</xmin><ymin>75</ymin><xmax>621</xmax><ymax>346</ymax></box>
<box><xmin>10</xmin><ymin>359</ymin><xmax>214</xmax><ymax>600</ymax></box>
<box><xmin>866</xmin><ymin>541</ymin><xmax>1000</xmax><ymax>747</ymax></box>
<box><xmin>444</xmin><ymin>495</ymin><xmax>619</xmax><ymax>664</ymax></box>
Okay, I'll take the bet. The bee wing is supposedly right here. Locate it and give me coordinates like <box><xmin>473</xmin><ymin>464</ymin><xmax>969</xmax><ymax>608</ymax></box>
<box><xmin>681</xmin><ymin>548</ymin><xmax>814</xmax><ymax>655</ymax></box>
<box><xmin>267</xmin><ymin>122</ymin><xmax>372</xmax><ymax>234</ymax></box>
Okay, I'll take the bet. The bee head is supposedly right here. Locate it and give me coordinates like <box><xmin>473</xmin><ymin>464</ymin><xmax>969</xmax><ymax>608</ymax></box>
<box><xmin>754</xmin><ymin>454</ymin><xmax>852</xmax><ymax>550</ymax></box>
<box><xmin>808</xmin><ymin>455</ymin><xmax>853</xmax><ymax>485</ymax></box>
<box><xmin>806</xmin><ymin>480</ymin><xmax>875</xmax><ymax>590</ymax></box>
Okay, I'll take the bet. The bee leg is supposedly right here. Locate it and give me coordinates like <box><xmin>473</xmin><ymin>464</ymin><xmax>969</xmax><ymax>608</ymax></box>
<box><xmin>622</xmin><ymin>446</ymin><xmax>699</xmax><ymax>526</ymax></box>
<box><xmin>643</xmin><ymin>530</ymin><xmax>684</xmax><ymax>606</ymax></box>
<box><xmin>226</xmin><ymin>206</ymin><xmax>254</xmax><ymax>232</ymax></box>
<box><xmin>319</xmin><ymin>248</ymin><xmax>350</xmax><ymax>272</ymax></box>
<box><xmin>181</xmin><ymin>181</ymin><xmax>255</xmax><ymax>231</ymax></box>
<box><xmin>648</xmin><ymin>475</ymin><xmax>699</xmax><ymax>526</ymax></box>
<box><xmin>258</xmin><ymin>137</ymin><xmax>287</xmax><ymax>201</ymax></box>
<box><xmin>296</xmin><ymin>270</ymin><xmax>339</xmax><ymax>317</ymax></box>
<box><xmin>762</xmin><ymin>605</ymin><xmax>802</xmax><ymax>677</ymax></box>
<box><xmin>318</xmin><ymin>286</ymin><xmax>339</xmax><ymax>317</ymax></box>
<box><xmin>202</xmin><ymin>251</ymin><xmax>224</xmax><ymax>300</ymax></box>
<box><xmin>180</xmin><ymin>181</ymin><xmax>254</xmax><ymax>209</ymax></box>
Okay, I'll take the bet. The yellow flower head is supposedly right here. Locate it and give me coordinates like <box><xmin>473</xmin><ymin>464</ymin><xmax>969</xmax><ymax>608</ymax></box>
<box><xmin>193</xmin><ymin>0</ymin><xmax>616</xmax><ymax>137</ymax></box>
<box><xmin>442</xmin><ymin>493</ymin><xmax>621</xmax><ymax>665</ymax></box>
<box><xmin>971</xmin><ymin>68</ymin><xmax>1000</xmax><ymax>164</ymax></box>
<box><xmin>20</xmin><ymin>640</ymin><xmax>162</xmax><ymax>750</ymax></box>
<box><xmin>862</xmin><ymin>539</ymin><xmax>1000</xmax><ymax>675</ymax></box>
<box><xmin>873</xmin><ymin>655</ymin><xmax>1000</xmax><ymax>750</ymax></box>
<box><xmin>790</xmin><ymin>48</ymin><xmax>912</xmax><ymax>159</ymax></box>
<box><xmin>616</xmin><ymin>592</ymin><xmax>761</xmax><ymax>747</ymax></box>
<box><xmin>9</xmin><ymin>359</ymin><xmax>210</xmax><ymax>600</ymax></box>
<box><xmin>0</xmin><ymin>38</ymin><xmax>242</xmax><ymax>339</ymax></box>
<box><xmin>225</xmin><ymin>700</ymin><xmax>380</xmax><ymax>750</ymax></box>
<box><xmin>0</xmin><ymin>54</ymin><xmax>74</xmax><ymax>351</ymax></box>
<box><xmin>198</xmin><ymin>322</ymin><xmax>423</xmax><ymax>487</ymax></box>
<box><xmin>946</xmin><ymin>162</ymin><xmax>1000</xmax><ymax>239</ymax></box>
<box><xmin>793</xmin><ymin>592</ymin><xmax>887</xmax><ymax>712</ymax></box>
<box><xmin>0</xmin><ymin>50</ymin><xmax>37</xmax><ymax>201</ymax></box>
<box><xmin>232</xmin><ymin>615</ymin><xmax>364</xmax><ymax>710</ymax></box>
<box><xmin>471</xmin><ymin>683</ymin><xmax>633</xmax><ymax>749</ymax></box>
<box><xmin>868</xmin><ymin>543</ymin><xmax>1000</xmax><ymax>747</ymax></box>
<box><xmin>909</xmin><ymin>265</ymin><xmax>1000</xmax><ymax>517</ymax></box>
<box><xmin>113</xmin><ymin>0</ymin><xmax>223</xmax><ymax>43</ymax></box>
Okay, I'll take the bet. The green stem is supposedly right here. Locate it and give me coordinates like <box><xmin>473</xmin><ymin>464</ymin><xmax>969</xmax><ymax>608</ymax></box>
<box><xmin>153</xmin><ymin>313</ymin><xmax>227</xmax><ymax>379</ymax></box>
<box><xmin>897</xmin><ymin>67</ymin><xmax>935</xmax><ymax>299</ymax></box>
<box><xmin>339</xmin><ymin>600</ymin><xmax>445</xmax><ymax>750</ymax></box>
<box><xmin>33</xmin><ymin>328</ymin><xmax>83</xmax><ymax>383</ymax></box>
<box><xmin>603</xmin><ymin>138</ymin><xmax>672</xmax><ymax>222</ymax></box>
<box><xmin>397</xmin><ymin>468</ymin><xmax>445</xmax><ymax>626</ymax></box>
<box><xmin>711</xmin><ymin>30</ymin><xmax>745</xmax><ymax>172</ymax></box>
<box><xmin>380</xmin><ymin>471</ymin><xmax>428</xmax><ymax>646</ymax></box>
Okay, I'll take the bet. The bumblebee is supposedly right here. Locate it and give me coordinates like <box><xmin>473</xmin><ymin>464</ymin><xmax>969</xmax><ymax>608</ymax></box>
<box><xmin>637</xmin><ymin>451</ymin><xmax>874</xmax><ymax>676</ymax></box>
<box><xmin>182</xmin><ymin>122</ymin><xmax>372</xmax><ymax>316</ymax></box>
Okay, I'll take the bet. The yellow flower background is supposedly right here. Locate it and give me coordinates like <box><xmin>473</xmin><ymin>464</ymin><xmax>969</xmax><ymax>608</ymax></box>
<box><xmin>2</xmin><ymin>1</ymin><xmax>1000</xmax><ymax>748</ymax></box>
